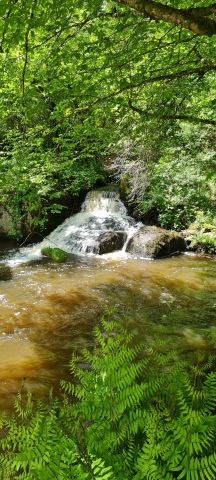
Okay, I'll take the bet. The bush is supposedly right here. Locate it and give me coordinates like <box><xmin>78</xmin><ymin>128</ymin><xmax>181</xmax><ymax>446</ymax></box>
<box><xmin>187</xmin><ymin>211</ymin><xmax>216</xmax><ymax>253</ymax></box>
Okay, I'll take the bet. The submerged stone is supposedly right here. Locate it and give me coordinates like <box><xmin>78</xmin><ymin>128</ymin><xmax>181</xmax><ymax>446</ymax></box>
<box><xmin>0</xmin><ymin>265</ymin><xmax>13</xmax><ymax>281</ymax></box>
<box><xmin>126</xmin><ymin>226</ymin><xmax>186</xmax><ymax>259</ymax></box>
<box><xmin>41</xmin><ymin>247</ymin><xmax>69</xmax><ymax>262</ymax></box>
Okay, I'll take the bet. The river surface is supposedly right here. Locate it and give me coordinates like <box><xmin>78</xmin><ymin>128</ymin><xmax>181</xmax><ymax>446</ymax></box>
<box><xmin>0</xmin><ymin>190</ymin><xmax>215</xmax><ymax>411</ymax></box>
<box><xmin>0</xmin><ymin>251</ymin><xmax>215</xmax><ymax>410</ymax></box>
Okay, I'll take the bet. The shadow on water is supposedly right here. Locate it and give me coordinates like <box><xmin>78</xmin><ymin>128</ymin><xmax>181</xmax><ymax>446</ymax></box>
<box><xmin>0</xmin><ymin>247</ymin><xmax>215</xmax><ymax>411</ymax></box>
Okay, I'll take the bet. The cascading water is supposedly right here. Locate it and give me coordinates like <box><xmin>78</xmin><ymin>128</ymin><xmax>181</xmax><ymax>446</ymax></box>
<box><xmin>7</xmin><ymin>190</ymin><xmax>140</xmax><ymax>265</ymax></box>
<box><xmin>45</xmin><ymin>190</ymin><xmax>137</xmax><ymax>255</ymax></box>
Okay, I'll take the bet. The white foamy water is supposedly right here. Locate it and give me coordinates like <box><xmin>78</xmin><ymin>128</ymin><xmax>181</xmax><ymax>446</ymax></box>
<box><xmin>7</xmin><ymin>190</ymin><xmax>140</xmax><ymax>266</ymax></box>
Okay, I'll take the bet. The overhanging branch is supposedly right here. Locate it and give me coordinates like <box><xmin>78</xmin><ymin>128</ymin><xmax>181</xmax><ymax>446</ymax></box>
<box><xmin>128</xmin><ymin>100</ymin><xmax>216</xmax><ymax>126</ymax></box>
<box><xmin>114</xmin><ymin>0</ymin><xmax>216</xmax><ymax>36</ymax></box>
<box><xmin>74</xmin><ymin>64</ymin><xmax>215</xmax><ymax>115</ymax></box>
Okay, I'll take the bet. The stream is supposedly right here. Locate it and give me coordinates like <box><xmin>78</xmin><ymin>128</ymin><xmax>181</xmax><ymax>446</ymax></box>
<box><xmin>0</xmin><ymin>190</ymin><xmax>215</xmax><ymax>411</ymax></box>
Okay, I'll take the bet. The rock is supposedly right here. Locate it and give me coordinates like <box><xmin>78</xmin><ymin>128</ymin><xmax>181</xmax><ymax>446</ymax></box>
<box><xmin>0</xmin><ymin>265</ymin><xmax>13</xmax><ymax>281</ymax></box>
<box><xmin>126</xmin><ymin>226</ymin><xmax>186</xmax><ymax>259</ymax></box>
<box><xmin>97</xmin><ymin>231</ymin><xmax>127</xmax><ymax>255</ymax></box>
<box><xmin>41</xmin><ymin>247</ymin><xmax>70</xmax><ymax>262</ymax></box>
<box><xmin>0</xmin><ymin>210</ymin><xmax>13</xmax><ymax>237</ymax></box>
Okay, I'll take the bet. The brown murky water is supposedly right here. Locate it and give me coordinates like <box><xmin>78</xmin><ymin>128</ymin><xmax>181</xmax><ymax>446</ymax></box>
<box><xmin>0</xmin><ymin>250</ymin><xmax>215</xmax><ymax>411</ymax></box>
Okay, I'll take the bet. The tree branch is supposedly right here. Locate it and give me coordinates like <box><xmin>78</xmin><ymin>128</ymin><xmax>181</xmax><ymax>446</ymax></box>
<box><xmin>0</xmin><ymin>0</ymin><xmax>19</xmax><ymax>52</ymax></box>
<box><xmin>73</xmin><ymin>63</ymin><xmax>215</xmax><ymax>131</ymax></box>
<box><xmin>114</xmin><ymin>64</ymin><xmax>216</xmax><ymax>95</ymax></box>
<box><xmin>114</xmin><ymin>0</ymin><xmax>216</xmax><ymax>36</ymax></box>
<box><xmin>128</xmin><ymin>99</ymin><xmax>216</xmax><ymax>125</ymax></box>
<box><xmin>21</xmin><ymin>0</ymin><xmax>37</xmax><ymax>95</ymax></box>
<box><xmin>34</xmin><ymin>11</ymin><xmax>141</xmax><ymax>50</ymax></box>
<box><xmin>188</xmin><ymin>5</ymin><xmax>216</xmax><ymax>16</ymax></box>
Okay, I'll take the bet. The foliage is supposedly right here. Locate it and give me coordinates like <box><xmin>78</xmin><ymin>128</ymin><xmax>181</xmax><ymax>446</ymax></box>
<box><xmin>115</xmin><ymin>124</ymin><xmax>216</xmax><ymax>230</ymax></box>
<box><xmin>0</xmin><ymin>114</ymin><xmax>109</xmax><ymax>237</ymax></box>
<box><xmin>0</xmin><ymin>0</ymin><xmax>215</xmax><ymax>237</ymax></box>
<box><xmin>1</xmin><ymin>314</ymin><xmax>216</xmax><ymax>479</ymax></box>
<box><xmin>187</xmin><ymin>211</ymin><xmax>216</xmax><ymax>253</ymax></box>
<box><xmin>0</xmin><ymin>395</ymin><xmax>88</xmax><ymax>480</ymax></box>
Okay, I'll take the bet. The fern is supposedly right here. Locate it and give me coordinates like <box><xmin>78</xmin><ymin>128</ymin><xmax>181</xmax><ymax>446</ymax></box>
<box><xmin>135</xmin><ymin>367</ymin><xmax>216</xmax><ymax>480</ymax></box>
<box><xmin>0</xmin><ymin>390</ymin><xmax>93</xmax><ymax>479</ymax></box>
<box><xmin>0</xmin><ymin>315</ymin><xmax>216</xmax><ymax>480</ymax></box>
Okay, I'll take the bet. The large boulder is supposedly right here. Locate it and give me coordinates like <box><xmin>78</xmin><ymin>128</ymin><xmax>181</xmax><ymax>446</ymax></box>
<box><xmin>0</xmin><ymin>265</ymin><xmax>13</xmax><ymax>281</ymax></box>
<box><xmin>97</xmin><ymin>231</ymin><xmax>127</xmax><ymax>255</ymax></box>
<box><xmin>126</xmin><ymin>226</ymin><xmax>186</xmax><ymax>259</ymax></box>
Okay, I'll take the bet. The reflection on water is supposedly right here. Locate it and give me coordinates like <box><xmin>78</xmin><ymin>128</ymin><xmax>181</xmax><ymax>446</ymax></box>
<box><xmin>0</xmin><ymin>251</ymin><xmax>215</xmax><ymax>410</ymax></box>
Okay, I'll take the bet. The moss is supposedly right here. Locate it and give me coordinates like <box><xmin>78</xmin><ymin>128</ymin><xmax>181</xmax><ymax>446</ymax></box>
<box><xmin>41</xmin><ymin>247</ymin><xmax>69</xmax><ymax>262</ymax></box>
<box><xmin>0</xmin><ymin>265</ymin><xmax>13</xmax><ymax>281</ymax></box>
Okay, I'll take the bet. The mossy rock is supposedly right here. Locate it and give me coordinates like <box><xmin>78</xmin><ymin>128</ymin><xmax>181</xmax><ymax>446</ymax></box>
<box><xmin>0</xmin><ymin>264</ymin><xmax>13</xmax><ymax>281</ymax></box>
<box><xmin>41</xmin><ymin>247</ymin><xmax>69</xmax><ymax>262</ymax></box>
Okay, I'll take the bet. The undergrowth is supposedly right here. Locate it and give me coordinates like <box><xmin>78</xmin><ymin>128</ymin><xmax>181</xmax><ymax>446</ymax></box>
<box><xmin>0</xmin><ymin>312</ymin><xmax>216</xmax><ymax>479</ymax></box>
<box><xmin>187</xmin><ymin>211</ymin><xmax>216</xmax><ymax>254</ymax></box>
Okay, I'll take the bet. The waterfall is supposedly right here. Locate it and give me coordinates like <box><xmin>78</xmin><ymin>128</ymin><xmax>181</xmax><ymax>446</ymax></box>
<box><xmin>7</xmin><ymin>190</ymin><xmax>140</xmax><ymax>265</ymax></box>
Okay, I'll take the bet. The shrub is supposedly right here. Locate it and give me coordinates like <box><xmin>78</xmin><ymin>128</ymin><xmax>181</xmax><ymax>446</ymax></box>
<box><xmin>187</xmin><ymin>211</ymin><xmax>216</xmax><ymax>253</ymax></box>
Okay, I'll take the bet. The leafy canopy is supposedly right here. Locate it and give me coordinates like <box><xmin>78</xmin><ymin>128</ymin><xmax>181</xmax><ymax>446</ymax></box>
<box><xmin>0</xmin><ymin>0</ymin><xmax>215</xmax><ymax>234</ymax></box>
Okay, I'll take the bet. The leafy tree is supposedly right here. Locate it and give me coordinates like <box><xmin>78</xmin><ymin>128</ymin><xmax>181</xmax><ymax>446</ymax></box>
<box><xmin>112</xmin><ymin>123</ymin><xmax>216</xmax><ymax>230</ymax></box>
<box><xmin>0</xmin><ymin>0</ymin><xmax>215</xmax><ymax>235</ymax></box>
